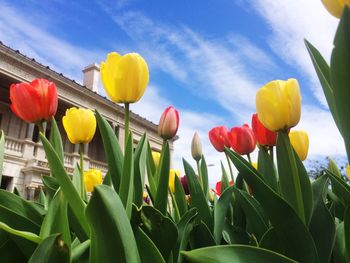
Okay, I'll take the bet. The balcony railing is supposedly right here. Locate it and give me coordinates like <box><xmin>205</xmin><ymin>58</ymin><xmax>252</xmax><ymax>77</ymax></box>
<box><xmin>4</xmin><ymin>136</ymin><xmax>108</xmax><ymax>174</ymax></box>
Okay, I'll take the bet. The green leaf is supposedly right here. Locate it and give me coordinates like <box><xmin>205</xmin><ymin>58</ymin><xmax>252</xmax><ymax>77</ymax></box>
<box><xmin>133</xmin><ymin>226</ymin><xmax>165</xmax><ymax>263</ymax></box>
<box><xmin>0</xmin><ymin>189</ymin><xmax>43</xmax><ymax>227</ymax></box>
<box><xmin>174</xmin><ymin>208</ymin><xmax>198</xmax><ymax>263</ymax></box>
<box><xmin>174</xmin><ymin>175</ymin><xmax>188</xmax><ymax>217</ymax></box>
<box><xmin>71</xmin><ymin>239</ymin><xmax>90</xmax><ymax>263</ymax></box>
<box><xmin>214</xmin><ymin>186</ymin><xmax>234</xmax><ymax>244</ymax></box>
<box><xmin>225</xmin><ymin>149</ymin><xmax>318</xmax><ymax>262</ymax></box>
<box><xmin>131</xmin><ymin>205</ymin><xmax>177</xmax><ymax>261</ymax></box>
<box><xmin>330</xmin><ymin>6</ymin><xmax>350</xmax><ymax>160</ymax></box>
<box><xmin>326</xmin><ymin>169</ymin><xmax>350</xmax><ymax>205</ymax></box>
<box><xmin>39</xmin><ymin>188</ymin><xmax>48</xmax><ymax>210</ymax></box>
<box><xmin>344</xmin><ymin>206</ymin><xmax>350</xmax><ymax>263</ymax></box>
<box><xmin>0</xmin><ymin>221</ymin><xmax>41</xmax><ymax>244</ymax></box>
<box><xmin>190</xmin><ymin>221</ymin><xmax>216</xmax><ymax>249</ymax></box>
<box><xmin>49</xmin><ymin>118</ymin><xmax>64</xmax><ymax>164</ymax></box>
<box><xmin>276</xmin><ymin>131</ymin><xmax>312</xmax><ymax>225</ymax></box>
<box><xmin>333</xmin><ymin>222</ymin><xmax>347</xmax><ymax>263</ymax></box>
<box><xmin>95</xmin><ymin>110</ymin><xmax>124</xmax><ymax>191</ymax></box>
<box><xmin>154</xmin><ymin>141</ymin><xmax>170</xmax><ymax>215</ymax></box>
<box><xmin>133</xmin><ymin>134</ymin><xmax>148</xmax><ymax>207</ymax></box>
<box><xmin>309</xmin><ymin>176</ymin><xmax>335</xmax><ymax>263</ymax></box>
<box><xmin>184</xmin><ymin>159</ymin><xmax>213</xmax><ymax>231</ymax></box>
<box><xmin>0</xmin><ymin>230</ymin><xmax>27</xmax><ymax>262</ymax></box>
<box><xmin>257</xmin><ymin>147</ymin><xmax>278</xmax><ymax>192</ymax></box>
<box><xmin>0</xmin><ymin>131</ymin><xmax>4</xmax><ymax>184</ymax></box>
<box><xmin>71</xmin><ymin>165</ymin><xmax>82</xmax><ymax>198</ymax></box>
<box><xmin>222</xmin><ymin>222</ymin><xmax>250</xmax><ymax>245</ymax></box>
<box><xmin>220</xmin><ymin>161</ymin><xmax>230</xmax><ymax>191</ymax></box>
<box><xmin>233</xmin><ymin>188</ymin><xmax>268</xmax><ymax>241</ymax></box>
<box><xmin>200</xmin><ymin>156</ymin><xmax>209</xmax><ymax>199</ymax></box>
<box><xmin>259</xmin><ymin>228</ymin><xmax>286</xmax><ymax>255</ymax></box>
<box><xmin>86</xmin><ymin>185</ymin><xmax>140</xmax><ymax>263</ymax></box>
<box><xmin>119</xmin><ymin>133</ymin><xmax>134</xmax><ymax>218</ymax></box>
<box><xmin>39</xmin><ymin>133</ymin><xmax>89</xmax><ymax>237</ymax></box>
<box><xmin>182</xmin><ymin>245</ymin><xmax>297</xmax><ymax>263</ymax></box>
<box><xmin>28</xmin><ymin>234</ymin><xmax>70</xmax><ymax>263</ymax></box>
<box><xmin>305</xmin><ymin>40</ymin><xmax>342</xmax><ymax>134</ymax></box>
<box><xmin>146</xmin><ymin>142</ymin><xmax>157</xmax><ymax>198</ymax></box>
<box><xmin>40</xmin><ymin>189</ymin><xmax>71</xmax><ymax>247</ymax></box>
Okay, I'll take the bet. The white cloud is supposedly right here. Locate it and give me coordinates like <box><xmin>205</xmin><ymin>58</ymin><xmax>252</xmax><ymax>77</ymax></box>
<box><xmin>0</xmin><ymin>2</ymin><xmax>104</xmax><ymax>83</ymax></box>
<box><xmin>248</xmin><ymin>0</ymin><xmax>338</xmax><ymax>107</ymax></box>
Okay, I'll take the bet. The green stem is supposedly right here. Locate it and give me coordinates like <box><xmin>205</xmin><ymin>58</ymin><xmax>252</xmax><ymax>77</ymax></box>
<box><xmin>280</xmin><ymin>131</ymin><xmax>305</xmax><ymax>224</ymax></box>
<box><xmin>79</xmin><ymin>143</ymin><xmax>84</xmax><ymax>198</ymax></box>
<box><xmin>196</xmin><ymin>160</ymin><xmax>203</xmax><ymax>189</ymax></box>
<box><xmin>36</xmin><ymin>121</ymin><xmax>45</xmax><ymax>134</ymax></box>
<box><xmin>225</xmin><ymin>152</ymin><xmax>235</xmax><ymax>183</ymax></box>
<box><xmin>124</xmin><ymin>103</ymin><xmax>130</xmax><ymax>152</ymax></box>
<box><xmin>169</xmin><ymin>188</ymin><xmax>180</xmax><ymax>221</ymax></box>
<box><xmin>247</xmin><ymin>153</ymin><xmax>252</xmax><ymax>164</ymax></box>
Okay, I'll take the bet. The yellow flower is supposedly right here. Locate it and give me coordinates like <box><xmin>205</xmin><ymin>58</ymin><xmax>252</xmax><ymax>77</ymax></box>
<box><xmin>100</xmin><ymin>52</ymin><xmax>149</xmax><ymax>103</ymax></box>
<box><xmin>256</xmin><ymin>78</ymin><xmax>301</xmax><ymax>132</ymax></box>
<box><xmin>84</xmin><ymin>169</ymin><xmax>103</xmax><ymax>192</ymax></box>
<box><xmin>169</xmin><ymin>169</ymin><xmax>181</xmax><ymax>193</ymax></box>
<box><xmin>346</xmin><ymin>165</ymin><xmax>350</xmax><ymax>180</ymax></box>
<box><xmin>152</xmin><ymin>151</ymin><xmax>161</xmax><ymax>168</ymax></box>
<box><xmin>289</xmin><ymin>131</ymin><xmax>309</xmax><ymax>161</ymax></box>
<box><xmin>252</xmin><ymin>162</ymin><xmax>258</xmax><ymax>170</ymax></box>
<box><xmin>321</xmin><ymin>0</ymin><xmax>350</xmax><ymax>18</ymax></box>
<box><xmin>62</xmin><ymin>107</ymin><xmax>96</xmax><ymax>144</ymax></box>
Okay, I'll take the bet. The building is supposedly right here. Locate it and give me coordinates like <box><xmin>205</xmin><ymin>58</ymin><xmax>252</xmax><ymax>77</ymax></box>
<box><xmin>0</xmin><ymin>42</ymin><xmax>170</xmax><ymax>199</ymax></box>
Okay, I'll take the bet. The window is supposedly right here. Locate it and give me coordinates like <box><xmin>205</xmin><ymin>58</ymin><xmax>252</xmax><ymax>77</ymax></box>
<box><xmin>1</xmin><ymin>176</ymin><xmax>13</xmax><ymax>190</ymax></box>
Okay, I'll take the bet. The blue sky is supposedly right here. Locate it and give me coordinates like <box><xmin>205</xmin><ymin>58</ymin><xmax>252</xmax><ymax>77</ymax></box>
<box><xmin>0</xmin><ymin>0</ymin><xmax>346</xmax><ymax>184</ymax></box>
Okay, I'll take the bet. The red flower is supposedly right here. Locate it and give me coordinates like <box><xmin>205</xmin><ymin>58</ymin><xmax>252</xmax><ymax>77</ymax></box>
<box><xmin>158</xmin><ymin>106</ymin><xmax>179</xmax><ymax>140</ymax></box>
<box><xmin>208</xmin><ymin>126</ymin><xmax>230</xmax><ymax>152</ymax></box>
<box><xmin>10</xmin><ymin>78</ymin><xmax>58</xmax><ymax>123</ymax></box>
<box><xmin>214</xmin><ymin>180</ymin><xmax>233</xmax><ymax>196</ymax></box>
<box><xmin>228</xmin><ymin>124</ymin><xmax>256</xmax><ymax>155</ymax></box>
<box><xmin>251</xmin><ymin>114</ymin><xmax>277</xmax><ymax>146</ymax></box>
<box><xmin>180</xmin><ymin>176</ymin><xmax>190</xmax><ymax>195</ymax></box>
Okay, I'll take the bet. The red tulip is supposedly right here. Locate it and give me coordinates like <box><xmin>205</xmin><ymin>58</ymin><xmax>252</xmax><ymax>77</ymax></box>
<box><xmin>10</xmin><ymin>78</ymin><xmax>58</xmax><ymax>123</ymax></box>
<box><xmin>208</xmin><ymin>126</ymin><xmax>230</xmax><ymax>152</ymax></box>
<box><xmin>158</xmin><ymin>106</ymin><xmax>179</xmax><ymax>140</ymax></box>
<box><xmin>180</xmin><ymin>176</ymin><xmax>190</xmax><ymax>195</ymax></box>
<box><xmin>251</xmin><ymin>114</ymin><xmax>277</xmax><ymax>146</ymax></box>
<box><xmin>228</xmin><ymin>124</ymin><xmax>256</xmax><ymax>155</ymax></box>
<box><xmin>214</xmin><ymin>180</ymin><xmax>233</xmax><ymax>196</ymax></box>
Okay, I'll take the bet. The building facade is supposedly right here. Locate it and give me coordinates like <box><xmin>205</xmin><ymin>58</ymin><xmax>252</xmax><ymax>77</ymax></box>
<box><xmin>0</xmin><ymin>42</ymin><xmax>170</xmax><ymax>199</ymax></box>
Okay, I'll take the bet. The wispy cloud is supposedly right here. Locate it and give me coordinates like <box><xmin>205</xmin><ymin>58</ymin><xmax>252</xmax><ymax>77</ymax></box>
<box><xmin>0</xmin><ymin>2</ymin><xmax>104</xmax><ymax>82</ymax></box>
<box><xmin>248</xmin><ymin>0</ymin><xmax>338</xmax><ymax>107</ymax></box>
<box><xmin>108</xmin><ymin>10</ymin><xmax>278</xmax><ymax>120</ymax></box>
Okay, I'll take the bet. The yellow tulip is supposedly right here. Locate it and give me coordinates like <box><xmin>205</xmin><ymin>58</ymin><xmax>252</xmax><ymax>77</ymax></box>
<box><xmin>346</xmin><ymin>165</ymin><xmax>350</xmax><ymax>180</ymax></box>
<box><xmin>321</xmin><ymin>0</ymin><xmax>350</xmax><ymax>18</ymax></box>
<box><xmin>252</xmin><ymin>162</ymin><xmax>258</xmax><ymax>170</ymax></box>
<box><xmin>84</xmin><ymin>169</ymin><xmax>102</xmax><ymax>192</ymax></box>
<box><xmin>256</xmin><ymin>78</ymin><xmax>301</xmax><ymax>132</ymax></box>
<box><xmin>289</xmin><ymin>131</ymin><xmax>309</xmax><ymax>161</ymax></box>
<box><xmin>152</xmin><ymin>151</ymin><xmax>161</xmax><ymax>168</ymax></box>
<box><xmin>100</xmin><ymin>52</ymin><xmax>149</xmax><ymax>103</ymax></box>
<box><xmin>62</xmin><ymin>107</ymin><xmax>96</xmax><ymax>144</ymax></box>
<box><xmin>169</xmin><ymin>169</ymin><xmax>181</xmax><ymax>193</ymax></box>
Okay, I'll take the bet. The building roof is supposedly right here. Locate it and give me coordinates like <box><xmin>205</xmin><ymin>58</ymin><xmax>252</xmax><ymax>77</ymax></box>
<box><xmin>0</xmin><ymin>41</ymin><xmax>158</xmax><ymax>132</ymax></box>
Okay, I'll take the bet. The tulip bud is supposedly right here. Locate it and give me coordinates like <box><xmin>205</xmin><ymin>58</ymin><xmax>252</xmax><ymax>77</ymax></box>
<box><xmin>256</xmin><ymin>79</ymin><xmax>301</xmax><ymax>132</ymax></box>
<box><xmin>62</xmin><ymin>107</ymin><xmax>97</xmax><ymax>144</ymax></box>
<box><xmin>214</xmin><ymin>180</ymin><xmax>233</xmax><ymax>196</ymax></box>
<box><xmin>180</xmin><ymin>176</ymin><xmax>190</xmax><ymax>195</ymax></box>
<box><xmin>346</xmin><ymin>165</ymin><xmax>350</xmax><ymax>181</ymax></box>
<box><xmin>152</xmin><ymin>151</ymin><xmax>160</xmax><ymax>168</ymax></box>
<box><xmin>289</xmin><ymin>130</ymin><xmax>309</xmax><ymax>161</ymax></box>
<box><xmin>208</xmin><ymin>126</ymin><xmax>230</xmax><ymax>152</ymax></box>
<box><xmin>228</xmin><ymin>124</ymin><xmax>256</xmax><ymax>155</ymax></box>
<box><xmin>169</xmin><ymin>169</ymin><xmax>181</xmax><ymax>193</ymax></box>
<box><xmin>143</xmin><ymin>192</ymin><xmax>150</xmax><ymax>204</ymax></box>
<box><xmin>321</xmin><ymin>0</ymin><xmax>350</xmax><ymax>18</ymax></box>
<box><xmin>158</xmin><ymin>106</ymin><xmax>179</xmax><ymax>140</ymax></box>
<box><xmin>251</xmin><ymin>113</ymin><xmax>277</xmax><ymax>146</ymax></box>
<box><xmin>100</xmin><ymin>52</ymin><xmax>149</xmax><ymax>103</ymax></box>
<box><xmin>10</xmin><ymin>78</ymin><xmax>58</xmax><ymax>123</ymax></box>
<box><xmin>191</xmin><ymin>132</ymin><xmax>202</xmax><ymax>161</ymax></box>
<box><xmin>84</xmin><ymin>169</ymin><xmax>103</xmax><ymax>192</ymax></box>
